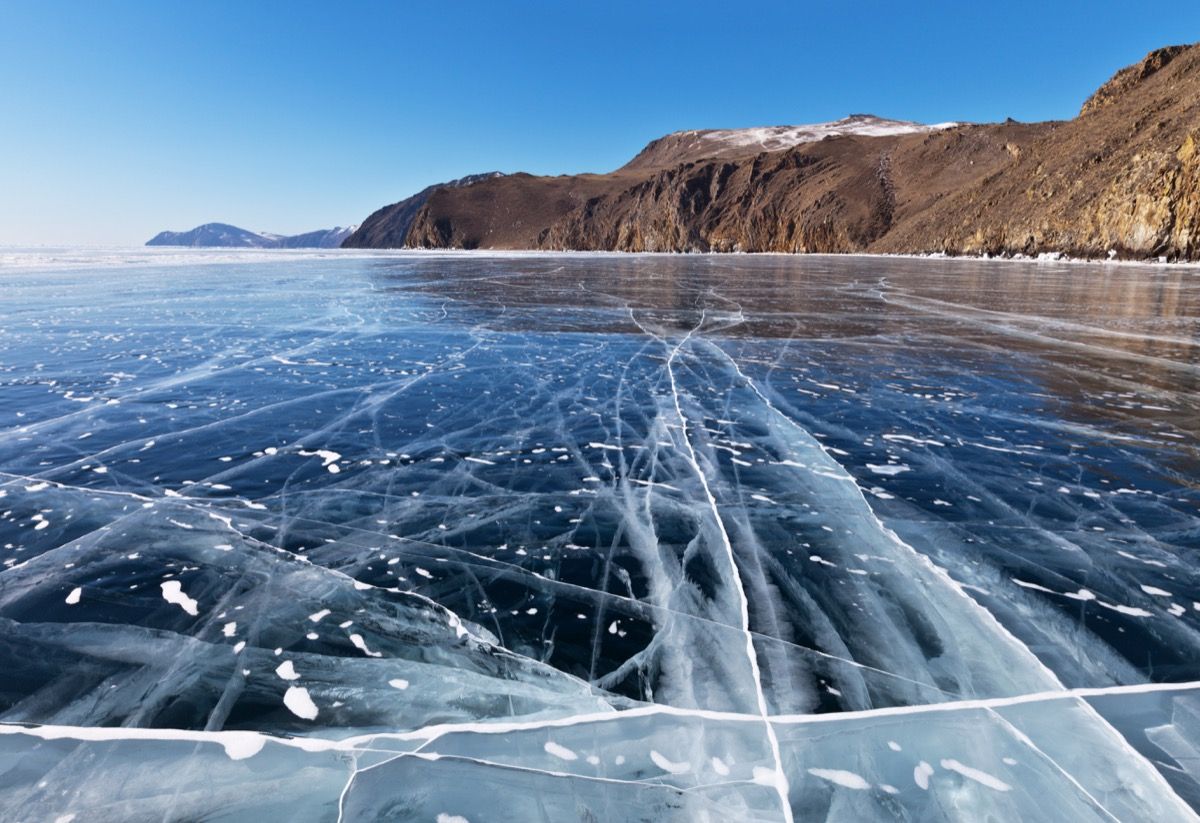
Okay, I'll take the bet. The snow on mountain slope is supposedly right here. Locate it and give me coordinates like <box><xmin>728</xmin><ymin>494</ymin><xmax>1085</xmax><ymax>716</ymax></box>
<box><xmin>622</xmin><ymin>115</ymin><xmax>958</xmax><ymax>171</ymax></box>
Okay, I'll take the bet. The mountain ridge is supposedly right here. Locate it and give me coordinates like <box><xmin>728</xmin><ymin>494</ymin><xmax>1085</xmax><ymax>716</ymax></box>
<box><xmin>349</xmin><ymin>43</ymin><xmax>1200</xmax><ymax>261</ymax></box>
<box><xmin>147</xmin><ymin>223</ymin><xmax>356</xmax><ymax>248</ymax></box>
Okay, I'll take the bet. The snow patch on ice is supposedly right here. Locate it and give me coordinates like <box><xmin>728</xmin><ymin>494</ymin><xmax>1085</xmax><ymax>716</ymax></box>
<box><xmin>807</xmin><ymin>767</ymin><xmax>871</xmax><ymax>790</ymax></box>
<box><xmin>940</xmin><ymin>759</ymin><xmax>1012</xmax><ymax>791</ymax></box>
<box><xmin>543</xmin><ymin>740</ymin><xmax>578</xmax><ymax>761</ymax></box>
<box><xmin>159</xmin><ymin>580</ymin><xmax>199</xmax><ymax>616</ymax></box>
<box><xmin>650</xmin><ymin>749</ymin><xmax>691</xmax><ymax>774</ymax></box>
<box><xmin>282</xmin><ymin>686</ymin><xmax>319</xmax><ymax>720</ymax></box>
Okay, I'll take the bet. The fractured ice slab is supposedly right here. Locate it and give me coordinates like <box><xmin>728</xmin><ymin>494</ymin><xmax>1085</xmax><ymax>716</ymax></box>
<box><xmin>0</xmin><ymin>724</ymin><xmax>356</xmax><ymax>822</ymax></box>
<box><xmin>0</xmin><ymin>249</ymin><xmax>1198</xmax><ymax>818</ymax></box>
<box><xmin>6</xmin><ymin>686</ymin><xmax>1199</xmax><ymax>822</ymax></box>
<box><xmin>772</xmin><ymin>687</ymin><xmax>1200</xmax><ymax>822</ymax></box>
<box><xmin>0</xmin><ymin>497</ymin><xmax>610</xmax><ymax>732</ymax></box>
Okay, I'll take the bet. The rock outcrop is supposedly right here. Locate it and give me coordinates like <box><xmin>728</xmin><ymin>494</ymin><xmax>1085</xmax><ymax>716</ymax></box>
<box><xmin>1079</xmin><ymin>45</ymin><xmax>1190</xmax><ymax>117</ymax></box>
<box><xmin>340</xmin><ymin>173</ymin><xmax>505</xmax><ymax>248</ymax></box>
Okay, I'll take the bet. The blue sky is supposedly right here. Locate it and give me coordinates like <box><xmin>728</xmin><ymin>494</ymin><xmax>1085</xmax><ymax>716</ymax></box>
<box><xmin>2</xmin><ymin>1</ymin><xmax>1197</xmax><ymax>245</ymax></box>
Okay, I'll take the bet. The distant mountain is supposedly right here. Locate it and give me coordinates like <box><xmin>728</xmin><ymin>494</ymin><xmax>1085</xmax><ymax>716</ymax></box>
<box><xmin>274</xmin><ymin>226</ymin><xmax>357</xmax><ymax>248</ymax></box>
<box><xmin>350</xmin><ymin>43</ymin><xmax>1200</xmax><ymax>261</ymax></box>
<box><xmin>146</xmin><ymin>223</ymin><xmax>273</xmax><ymax>247</ymax></box>
<box><xmin>340</xmin><ymin>173</ymin><xmax>505</xmax><ymax>248</ymax></box>
<box><xmin>146</xmin><ymin>223</ymin><xmax>356</xmax><ymax>248</ymax></box>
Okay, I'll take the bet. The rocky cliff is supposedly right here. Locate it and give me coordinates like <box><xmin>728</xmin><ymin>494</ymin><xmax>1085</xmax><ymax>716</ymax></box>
<box><xmin>340</xmin><ymin>172</ymin><xmax>505</xmax><ymax>248</ymax></box>
<box><xmin>357</xmin><ymin>44</ymin><xmax>1200</xmax><ymax>260</ymax></box>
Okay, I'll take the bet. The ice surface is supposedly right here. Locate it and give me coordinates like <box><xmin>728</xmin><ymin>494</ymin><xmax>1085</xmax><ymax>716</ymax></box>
<box><xmin>0</xmin><ymin>249</ymin><xmax>1198</xmax><ymax>819</ymax></box>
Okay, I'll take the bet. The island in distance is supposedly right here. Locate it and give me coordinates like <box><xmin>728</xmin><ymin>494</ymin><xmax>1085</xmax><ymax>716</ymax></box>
<box><xmin>343</xmin><ymin>44</ymin><xmax>1200</xmax><ymax>261</ymax></box>
<box><xmin>146</xmin><ymin>222</ymin><xmax>356</xmax><ymax>248</ymax></box>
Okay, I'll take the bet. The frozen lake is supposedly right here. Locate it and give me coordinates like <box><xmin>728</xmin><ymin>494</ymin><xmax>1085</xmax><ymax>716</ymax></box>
<box><xmin>1</xmin><ymin>250</ymin><xmax>1199</xmax><ymax>820</ymax></box>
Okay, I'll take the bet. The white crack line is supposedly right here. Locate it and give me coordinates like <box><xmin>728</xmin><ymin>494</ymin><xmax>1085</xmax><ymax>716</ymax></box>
<box><xmin>661</xmin><ymin>314</ymin><xmax>793</xmax><ymax>823</ymax></box>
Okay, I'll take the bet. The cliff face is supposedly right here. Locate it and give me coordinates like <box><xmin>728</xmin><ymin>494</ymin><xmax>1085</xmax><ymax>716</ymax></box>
<box><xmin>362</xmin><ymin>44</ymin><xmax>1200</xmax><ymax>260</ymax></box>
<box><xmin>537</xmin><ymin>122</ymin><xmax>1051</xmax><ymax>254</ymax></box>
<box><xmin>341</xmin><ymin>173</ymin><xmax>505</xmax><ymax>248</ymax></box>
<box><xmin>403</xmin><ymin>173</ymin><xmax>633</xmax><ymax>250</ymax></box>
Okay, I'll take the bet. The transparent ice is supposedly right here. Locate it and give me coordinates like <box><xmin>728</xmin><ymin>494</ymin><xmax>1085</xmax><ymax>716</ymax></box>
<box><xmin>0</xmin><ymin>251</ymin><xmax>1198</xmax><ymax>820</ymax></box>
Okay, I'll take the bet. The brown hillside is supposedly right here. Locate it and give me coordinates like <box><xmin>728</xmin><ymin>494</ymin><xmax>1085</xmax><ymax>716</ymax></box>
<box><xmin>375</xmin><ymin>44</ymin><xmax>1200</xmax><ymax>260</ymax></box>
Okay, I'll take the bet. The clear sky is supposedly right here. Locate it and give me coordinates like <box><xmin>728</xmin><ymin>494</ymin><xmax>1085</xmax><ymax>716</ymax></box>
<box><xmin>2</xmin><ymin>1</ymin><xmax>1197</xmax><ymax>246</ymax></box>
